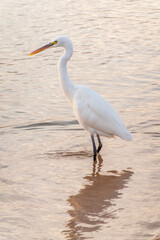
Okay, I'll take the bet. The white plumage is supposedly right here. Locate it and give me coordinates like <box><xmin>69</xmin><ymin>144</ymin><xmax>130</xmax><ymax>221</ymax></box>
<box><xmin>72</xmin><ymin>85</ymin><xmax>132</xmax><ymax>140</ymax></box>
<box><xmin>29</xmin><ymin>35</ymin><xmax>132</xmax><ymax>161</ymax></box>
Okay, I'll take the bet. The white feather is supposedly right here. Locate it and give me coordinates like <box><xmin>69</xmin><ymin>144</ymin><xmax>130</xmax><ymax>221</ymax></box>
<box><xmin>72</xmin><ymin>85</ymin><xmax>132</xmax><ymax>141</ymax></box>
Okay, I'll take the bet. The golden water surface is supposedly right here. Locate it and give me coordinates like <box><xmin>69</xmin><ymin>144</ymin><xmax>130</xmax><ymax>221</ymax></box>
<box><xmin>0</xmin><ymin>0</ymin><xmax>160</xmax><ymax>239</ymax></box>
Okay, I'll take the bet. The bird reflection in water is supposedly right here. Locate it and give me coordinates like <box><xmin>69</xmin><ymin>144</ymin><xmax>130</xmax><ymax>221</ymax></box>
<box><xmin>63</xmin><ymin>154</ymin><xmax>133</xmax><ymax>240</ymax></box>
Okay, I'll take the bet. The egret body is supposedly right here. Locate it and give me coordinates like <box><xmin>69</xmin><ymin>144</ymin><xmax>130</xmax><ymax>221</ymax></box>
<box><xmin>29</xmin><ymin>35</ymin><xmax>132</xmax><ymax>161</ymax></box>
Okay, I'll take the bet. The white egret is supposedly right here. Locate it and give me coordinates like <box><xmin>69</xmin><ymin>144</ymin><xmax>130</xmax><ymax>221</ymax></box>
<box><xmin>29</xmin><ymin>35</ymin><xmax>132</xmax><ymax>161</ymax></box>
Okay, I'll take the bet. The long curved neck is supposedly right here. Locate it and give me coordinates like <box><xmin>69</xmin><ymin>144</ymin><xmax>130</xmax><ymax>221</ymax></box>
<box><xmin>58</xmin><ymin>45</ymin><xmax>75</xmax><ymax>105</ymax></box>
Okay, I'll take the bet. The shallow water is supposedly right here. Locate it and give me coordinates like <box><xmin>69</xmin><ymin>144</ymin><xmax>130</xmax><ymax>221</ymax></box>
<box><xmin>0</xmin><ymin>0</ymin><xmax>160</xmax><ymax>239</ymax></box>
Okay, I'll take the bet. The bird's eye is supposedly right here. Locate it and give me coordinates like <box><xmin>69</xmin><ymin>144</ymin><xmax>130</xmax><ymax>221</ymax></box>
<box><xmin>51</xmin><ymin>40</ymin><xmax>58</xmax><ymax>45</ymax></box>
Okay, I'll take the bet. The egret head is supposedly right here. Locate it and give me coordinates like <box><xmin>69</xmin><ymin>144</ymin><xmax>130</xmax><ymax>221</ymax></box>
<box><xmin>29</xmin><ymin>35</ymin><xmax>72</xmax><ymax>56</ymax></box>
<box><xmin>51</xmin><ymin>35</ymin><xmax>72</xmax><ymax>47</ymax></box>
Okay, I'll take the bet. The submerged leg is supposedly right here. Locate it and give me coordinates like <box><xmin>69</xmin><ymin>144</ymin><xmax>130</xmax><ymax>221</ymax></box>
<box><xmin>91</xmin><ymin>135</ymin><xmax>97</xmax><ymax>162</ymax></box>
<box><xmin>97</xmin><ymin>134</ymin><xmax>103</xmax><ymax>153</ymax></box>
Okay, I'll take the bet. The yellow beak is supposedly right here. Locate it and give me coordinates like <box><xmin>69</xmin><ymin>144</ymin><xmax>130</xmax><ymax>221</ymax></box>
<box><xmin>29</xmin><ymin>42</ymin><xmax>52</xmax><ymax>56</ymax></box>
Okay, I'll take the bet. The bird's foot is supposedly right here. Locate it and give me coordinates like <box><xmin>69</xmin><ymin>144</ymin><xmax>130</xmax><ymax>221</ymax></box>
<box><xmin>96</xmin><ymin>135</ymin><xmax>103</xmax><ymax>153</ymax></box>
<box><xmin>93</xmin><ymin>153</ymin><xmax>97</xmax><ymax>162</ymax></box>
<box><xmin>97</xmin><ymin>145</ymin><xmax>102</xmax><ymax>153</ymax></box>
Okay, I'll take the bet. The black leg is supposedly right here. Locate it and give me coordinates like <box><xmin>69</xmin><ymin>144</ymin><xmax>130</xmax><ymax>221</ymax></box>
<box><xmin>97</xmin><ymin>134</ymin><xmax>102</xmax><ymax>153</ymax></box>
<box><xmin>91</xmin><ymin>135</ymin><xmax>97</xmax><ymax>162</ymax></box>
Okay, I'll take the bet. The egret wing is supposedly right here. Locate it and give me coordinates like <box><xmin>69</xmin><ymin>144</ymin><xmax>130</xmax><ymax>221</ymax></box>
<box><xmin>72</xmin><ymin>85</ymin><xmax>132</xmax><ymax>140</ymax></box>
